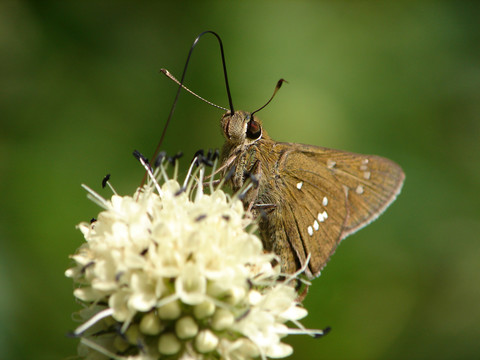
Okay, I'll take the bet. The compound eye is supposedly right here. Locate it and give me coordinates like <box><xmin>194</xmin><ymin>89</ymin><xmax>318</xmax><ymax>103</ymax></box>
<box><xmin>246</xmin><ymin>120</ymin><xmax>261</xmax><ymax>140</ymax></box>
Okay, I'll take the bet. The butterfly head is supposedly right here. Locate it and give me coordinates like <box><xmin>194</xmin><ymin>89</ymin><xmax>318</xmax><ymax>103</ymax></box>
<box><xmin>221</xmin><ymin>110</ymin><xmax>264</xmax><ymax>146</ymax></box>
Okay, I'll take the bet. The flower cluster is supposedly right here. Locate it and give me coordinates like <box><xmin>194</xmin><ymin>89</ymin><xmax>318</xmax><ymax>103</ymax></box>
<box><xmin>66</xmin><ymin>152</ymin><xmax>323</xmax><ymax>359</ymax></box>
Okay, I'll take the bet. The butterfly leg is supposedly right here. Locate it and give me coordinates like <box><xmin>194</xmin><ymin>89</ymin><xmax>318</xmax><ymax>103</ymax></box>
<box><xmin>245</xmin><ymin>187</ymin><xmax>260</xmax><ymax>212</ymax></box>
<box><xmin>241</xmin><ymin>160</ymin><xmax>263</xmax><ymax>212</ymax></box>
<box><xmin>254</xmin><ymin>203</ymin><xmax>277</xmax><ymax>217</ymax></box>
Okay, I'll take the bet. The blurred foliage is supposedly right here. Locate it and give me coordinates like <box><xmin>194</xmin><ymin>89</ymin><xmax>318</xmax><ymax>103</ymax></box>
<box><xmin>1</xmin><ymin>1</ymin><xmax>479</xmax><ymax>359</ymax></box>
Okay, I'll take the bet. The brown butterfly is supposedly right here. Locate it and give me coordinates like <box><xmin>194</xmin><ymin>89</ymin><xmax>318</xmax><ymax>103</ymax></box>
<box><xmin>218</xmin><ymin>103</ymin><xmax>404</xmax><ymax>279</ymax></box>
<box><xmin>159</xmin><ymin>32</ymin><xmax>404</xmax><ymax>279</ymax></box>
<box><xmin>161</xmin><ymin>68</ymin><xmax>404</xmax><ymax>279</ymax></box>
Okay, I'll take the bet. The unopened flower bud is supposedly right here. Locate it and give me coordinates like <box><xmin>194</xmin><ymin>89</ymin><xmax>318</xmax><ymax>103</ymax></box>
<box><xmin>193</xmin><ymin>300</ymin><xmax>216</xmax><ymax>319</ymax></box>
<box><xmin>195</xmin><ymin>329</ymin><xmax>219</xmax><ymax>353</ymax></box>
<box><xmin>158</xmin><ymin>333</ymin><xmax>181</xmax><ymax>355</ymax></box>
<box><xmin>158</xmin><ymin>300</ymin><xmax>181</xmax><ymax>320</ymax></box>
<box><xmin>125</xmin><ymin>324</ymin><xmax>141</xmax><ymax>344</ymax></box>
<box><xmin>140</xmin><ymin>312</ymin><xmax>163</xmax><ymax>335</ymax></box>
<box><xmin>175</xmin><ymin>316</ymin><xmax>199</xmax><ymax>339</ymax></box>
<box><xmin>212</xmin><ymin>308</ymin><xmax>234</xmax><ymax>331</ymax></box>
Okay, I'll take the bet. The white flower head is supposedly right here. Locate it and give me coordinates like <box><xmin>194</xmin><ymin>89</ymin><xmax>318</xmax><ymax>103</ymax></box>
<box><xmin>67</xmin><ymin>150</ymin><xmax>327</xmax><ymax>360</ymax></box>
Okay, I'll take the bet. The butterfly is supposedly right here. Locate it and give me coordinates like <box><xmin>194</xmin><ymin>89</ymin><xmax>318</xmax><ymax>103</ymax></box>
<box><xmin>219</xmin><ymin>107</ymin><xmax>404</xmax><ymax>279</ymax></box>
<box><xmin>158</xmin><ymin>31</ymin><xmax>404</xmax><ymax>279</ymax></box>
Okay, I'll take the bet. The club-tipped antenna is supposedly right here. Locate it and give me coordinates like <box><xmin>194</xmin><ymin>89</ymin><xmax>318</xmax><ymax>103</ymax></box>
<box><xmin>160</xmin><ymin>69</ymin><xmax>228</xmax><ymax>111</ymax></box>
<box><xmin>251</xmin><ymin>79</ymin><xmax>287</xmax><ymax>117</ymax></box>
<box><xmin>150</xmin><ymin>31</ymin><xmax>234</xmax><ymax>167</ymax></box>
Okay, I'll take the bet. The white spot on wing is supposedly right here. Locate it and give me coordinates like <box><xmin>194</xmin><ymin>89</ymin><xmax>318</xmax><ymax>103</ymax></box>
<box><xmin>307</xmin><ymin>226</ymin><xmax>313</xmax><ymax>236</ymax></box>
<box><xmin>327</xmin><ymin>159</ymin><xmax>336</xmax><ymax>169</ymax></box>
<box><xmin>313</xmin><ymin>220</ymin><xmax>319</xmax><ymax>231</ymax></box>
<box><xmin>356</xmin><ymin>185</ymin><xmax>364</xmax><ymax>194</ymax></box>
<box><xmin>362</xmin><ymin>158</ymin><xmax>369</xmax><ymax>165</ymax></box>
<box><xmin>363</xmin><ymin>171</ymin><xmax>371</xmax><ymax>180</ymax></box>
<box><xmin>318</xmin><ymin>211</ymin><xmax>328</xmax><ymax>222</ymax></box>
<box><xmin>296</xmin><ymin>181</ymin><xmax>303</xmax><ymax>190</ymax></box>
<box><xmin>322</xmin><ymin>196</ymin><xmax>328</xmax><ymax>206</ymax></box>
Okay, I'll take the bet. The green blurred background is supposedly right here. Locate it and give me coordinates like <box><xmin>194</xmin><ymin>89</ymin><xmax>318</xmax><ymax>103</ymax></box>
<box><xmin>1</xmin><ymin>1</ymin><xmax>479</xmax><ymax>359</ymax></box>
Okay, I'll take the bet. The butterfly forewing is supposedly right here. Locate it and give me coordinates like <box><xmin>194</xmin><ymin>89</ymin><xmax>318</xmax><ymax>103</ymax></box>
<box><xmin>270</xmin><ymin>143</ymin><xmax>404</xmax><ymax>277</ymax></box>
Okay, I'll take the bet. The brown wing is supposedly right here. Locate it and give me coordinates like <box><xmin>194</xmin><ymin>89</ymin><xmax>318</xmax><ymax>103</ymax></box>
<box><xmin>271</xmin><ymin>143</ymin><xmax>404</xmax><ymax>278</ymax></box>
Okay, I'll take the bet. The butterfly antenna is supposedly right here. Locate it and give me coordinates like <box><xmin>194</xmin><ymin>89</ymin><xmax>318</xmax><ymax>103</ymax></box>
<box><xmin>160</xmin><ymin>69</ymin><xmax>228</xmax><ymax>111</ymax></box>
<box><xmin>149</xmin><ymin>31</ymin><xmax>235</xmax><ymax>169</ymax></box>
<box><xmin>251</xmin><ymin>79</ymin><xmax>287</xmax><ymax>117</ymax></box>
